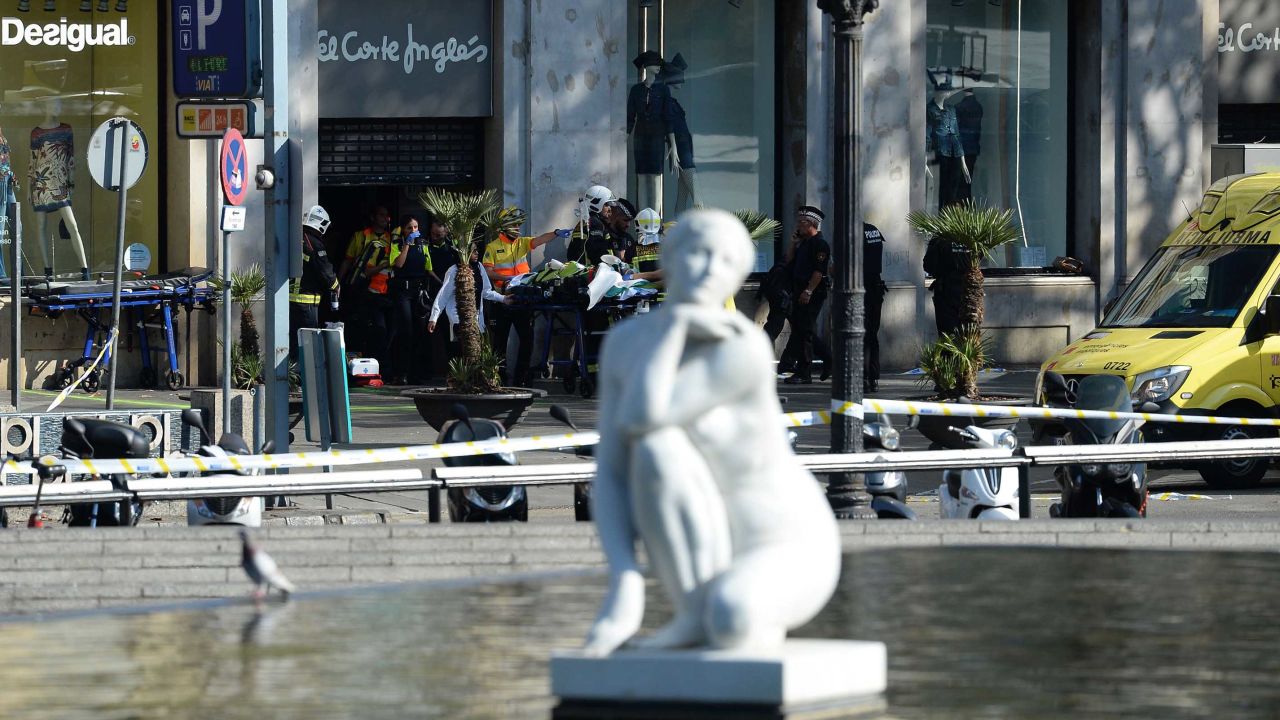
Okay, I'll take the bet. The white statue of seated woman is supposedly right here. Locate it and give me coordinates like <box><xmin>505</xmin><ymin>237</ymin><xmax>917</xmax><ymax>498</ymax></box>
<box><xmin>584</xmin><ymin>208</ymin><xmax>841</xmax><ymax>657</ymax></box>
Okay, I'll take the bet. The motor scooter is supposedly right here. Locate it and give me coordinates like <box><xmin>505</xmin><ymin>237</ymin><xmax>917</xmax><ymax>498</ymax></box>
<box><xmin>62</xmin><ymin>417</ymin><xmax>146</xmax><ymax>527</ymax></box>
<box><xmin>1041</xmin><ymin>371</ymin><xmax>1153</xmax><ymax>518</ymax></box>
<box><xmin>863</xmin><ymin>413</ymin><xmax>916</xmax><ymax>520</ymax></box>
<box><xmin>180</xmin><ymin>409</ymin><xmax>274</xmax><ymax>527</ymax></box>
<box><xmin>439</xmin><ymin>404</ymin><xmax>528</xmax><ymax>522</ymax></box>
<box><xmin>936</xmin><ymin>424</ymin><xmax>1020</xmax><ymax>520</ymax></box>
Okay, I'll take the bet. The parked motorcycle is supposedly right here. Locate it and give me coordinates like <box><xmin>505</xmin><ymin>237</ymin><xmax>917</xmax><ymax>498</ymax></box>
<box><xmin>439</xmin><ymin>404</ymin><xmax>528</xmax><ymax>522</ymax></box>
<box><xmin>863</xmin><ymin>413</ymin><xmax>916</xmax><ymax>520</ymax></box>
<box><xmin>180</xmin><ymin>409</ymin><xmax>273</xmax><ymax>527</ymax></box>
<box><xmin>62</xmin><ymin>417</ymin><xmax>146</xmax><ymax>527</ymax></box>
<box><xmin>936</xmin><ymin>424</ymin><xmax>1020</xmax><ymax>520</ymax></box>
<box><xmin>1041</xmin><ymin>371</ymin><xmax>1152</xmax><ymax>518</ymax></box>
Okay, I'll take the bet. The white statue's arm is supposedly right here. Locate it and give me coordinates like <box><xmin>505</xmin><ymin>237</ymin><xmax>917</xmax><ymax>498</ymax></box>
<box><xmin>626</xmin><ymin>308</ymin><xmax>751</xmax><ymax>435</ymax></box>
<box><xmin>583</xmin><ymin>338</ymin><xmax>646</xmax><ymax>657</ymax></box>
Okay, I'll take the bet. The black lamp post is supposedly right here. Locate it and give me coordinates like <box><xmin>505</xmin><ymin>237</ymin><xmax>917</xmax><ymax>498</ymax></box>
<box><xmin>818</xmin><ymin>0</ymin><xmax>878</xmax><ymax>520</ymax></box>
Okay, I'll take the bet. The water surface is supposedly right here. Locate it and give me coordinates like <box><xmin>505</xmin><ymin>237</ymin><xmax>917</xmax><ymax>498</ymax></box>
<box><xmin>2</xmin><ymin>548</ymin><xmax>1278</xmax><ymax>719</ymax></box>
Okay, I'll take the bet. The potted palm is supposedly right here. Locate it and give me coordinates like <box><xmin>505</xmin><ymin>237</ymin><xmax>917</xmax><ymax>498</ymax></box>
<box><xmin>401</xmin><ymin>188</ymin><xmax>542</xmax><ymax>430</ymax></box>
<box><xmin>907</xmin><ymin>201</ymin><xmax>1023</xmax><ymax>444</ymax></box>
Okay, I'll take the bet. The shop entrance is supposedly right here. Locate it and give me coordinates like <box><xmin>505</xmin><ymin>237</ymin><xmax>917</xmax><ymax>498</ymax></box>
<box><xmin>317</xmin><ymin>117</ymin><xmax>484</xmax><ymax>259</ymax></box>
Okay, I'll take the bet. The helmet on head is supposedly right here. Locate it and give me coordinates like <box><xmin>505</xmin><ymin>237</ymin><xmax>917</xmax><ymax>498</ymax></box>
<box><xmin>494</xmin><ymin>205</ymin><xmax>528</xmax><ymax>235</ymax></box>
<box><xmin>635</xmin><ymin>207</ymin><xmax>662</xmax><ymax>237</ymax></box>
<box><xmin>302</xmin><ymin>205</ymin><xmax>331</xmax><ymax>235</ymax></box>
<box><xmin>583</xmin><ymin>185</ymin><xmax>613</xmax><ymax>214</ymax></box>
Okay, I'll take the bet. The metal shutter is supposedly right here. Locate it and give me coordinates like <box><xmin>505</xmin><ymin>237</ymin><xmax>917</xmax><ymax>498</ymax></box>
<box><xmin>318</xmin><ymin>118</ymin><xmax>482</xmax><ymax>186</ymax></box>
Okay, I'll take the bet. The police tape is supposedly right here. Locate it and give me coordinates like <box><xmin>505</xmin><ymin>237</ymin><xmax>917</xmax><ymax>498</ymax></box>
<box><xmin>0</xmin><ymin>432</ymin><xmax>602</xmax><ymax>478</ymax></box>
<box><xmin>780</xmin><ymin>397</ymin><xmax>1280</xmax><ymax>430</ymax></box>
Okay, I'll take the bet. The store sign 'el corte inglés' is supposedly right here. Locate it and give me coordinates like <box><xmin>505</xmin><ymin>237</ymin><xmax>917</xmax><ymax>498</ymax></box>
<box><xmin>0</xmin><ymin>16</ymin><xmax>134</xmax><ymax>51</ymax></box>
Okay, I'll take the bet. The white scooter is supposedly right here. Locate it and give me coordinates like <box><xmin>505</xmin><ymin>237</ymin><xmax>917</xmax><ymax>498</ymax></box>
<box><xmin>938</xmin><ymin>425</ymin><xmax>1020</xmax><ymax>521</ymax></box>
<box><xmin>181</xmin><ymin>409</ymin><xmax>271</xmax><ymax>527</ymax></box>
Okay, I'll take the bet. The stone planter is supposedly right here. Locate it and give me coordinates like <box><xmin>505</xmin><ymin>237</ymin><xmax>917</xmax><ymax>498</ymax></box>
<box><xmin>910</xmin><ymin>397</ymin><xmax>1030</xmax><ymax>449</ymax></box>
<box><xmin>401</xmin><ymin>387</ymin><xmax>546</xmax><ymax>432</ymax></box>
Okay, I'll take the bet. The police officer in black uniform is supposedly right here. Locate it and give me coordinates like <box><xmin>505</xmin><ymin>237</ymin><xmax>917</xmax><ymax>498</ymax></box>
<box><xmin>863</xmin><ymin>222</ymin><xmax>887</xmax><ymax>394</ymax></box>
<box><xmin>290</xmin><ymin>205</ymin><xmax>340</xmax><ymax>361</ymax></box>
<box><xmin>783</xmin><ymin>205</ymin><xmax>831</xmax><ymax>384</ymax></box>
<box><xmin>601</xmin><ymin>198</ymin><xmax>637</xmax><ymax>262</ymax></box>
<box><xmin>923</xmin><ymin>232</ymin><xmax>971</xmax><ymax>337</ymax></box>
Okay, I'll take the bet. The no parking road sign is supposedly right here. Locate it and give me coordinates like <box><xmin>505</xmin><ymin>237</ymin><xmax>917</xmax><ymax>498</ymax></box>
<box><xmin>220</xmin><ymin>128</ymin><xmax>249</xmax><ymax>207</ymax></box>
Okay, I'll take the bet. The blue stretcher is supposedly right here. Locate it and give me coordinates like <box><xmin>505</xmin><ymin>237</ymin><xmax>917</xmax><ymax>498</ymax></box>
<box><xmin>528</xmin><ymin>299</ymin><xmax>647</xmax><ymax>399</ymax></box>
<box><xmin>27</xmin><ymin>267</ymin><xmax>216</xmax><ymax>392</ymax></box>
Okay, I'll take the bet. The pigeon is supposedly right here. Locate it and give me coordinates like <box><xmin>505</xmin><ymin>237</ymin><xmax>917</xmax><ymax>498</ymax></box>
<box><xmin>239</xmin><ymin>529</ymin><xmax>296</xmax><ymax>600</ymax></box>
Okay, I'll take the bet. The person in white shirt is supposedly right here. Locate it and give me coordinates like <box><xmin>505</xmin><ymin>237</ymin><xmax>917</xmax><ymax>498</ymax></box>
<box><xmin>428</xmin><ymin>244</ymin><xmax>508</xmax><ymax>340</ymax></box>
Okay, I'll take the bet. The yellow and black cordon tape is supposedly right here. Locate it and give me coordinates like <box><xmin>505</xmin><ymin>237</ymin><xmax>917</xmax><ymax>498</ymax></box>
<box><xmin>6</xmin><ymin>396</ymin><xmax>1280</xmax><ymax>478</ymax></box>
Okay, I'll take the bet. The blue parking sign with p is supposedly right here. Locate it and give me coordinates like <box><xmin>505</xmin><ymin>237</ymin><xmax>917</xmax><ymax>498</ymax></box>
<box><xmin>171</xmin><ymin>0</ymin><xmax>261</xmax><ymax>99</ymax></box>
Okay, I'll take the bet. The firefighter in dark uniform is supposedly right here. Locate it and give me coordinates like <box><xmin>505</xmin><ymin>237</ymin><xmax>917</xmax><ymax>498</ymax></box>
<box><xmin>782</xmin><ymin>205</ymin><xmax>831</xmax><ymax>384</ymax></box>
<box><xmin>290</xmin><ymin>205</ymin><xmax>340</xmax><ymax>361</ymax></box>
<box><xmin>863</xmin><ymin>222</ymin><xmax>887</xmax><ymax>394</ymax></box>
<box><xmin>567</xmin><ymin>185</ymin><xmax>622</xmax><ymax>266</ymax></box>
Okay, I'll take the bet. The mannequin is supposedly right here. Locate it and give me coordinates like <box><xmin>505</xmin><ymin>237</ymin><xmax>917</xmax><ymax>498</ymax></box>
<box><xmin>925</xmin><ymin>83</ymin><xmax>970</xmax><ymax>209</ymax></box>
<box><xmin>660</xmin><ymin>53</ymin><xmax>701</xmax><ymax>213</ymax></box>
<box><xmin>627</xmin><ymin>50</ymin><xmax>672</xmax><ymax>216</ymax></box>
<box><xmin>954</xmin><ymin>88</ymin><xmax>983</xmax><ymax>186</ymax></box>
<box><xmin>0</xmin><ymin>112</ymin><xmax>14</xmax><ymax>280</ymax></box>
<box><xmin>30</xmin><ymin>98</ymin><xmax>87</xmax><ymax>279</ymax></box>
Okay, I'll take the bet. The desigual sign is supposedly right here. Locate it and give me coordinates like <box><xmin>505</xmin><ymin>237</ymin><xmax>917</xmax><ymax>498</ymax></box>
<box><xmin>0</xmin><ymin>16</ymin><xmax>134</xmax><ymax>51</ymax></box>
<box><xmin>317</xmin><ymin>0</ymin><xmax>492</xmax><ymax>118</ymax></box>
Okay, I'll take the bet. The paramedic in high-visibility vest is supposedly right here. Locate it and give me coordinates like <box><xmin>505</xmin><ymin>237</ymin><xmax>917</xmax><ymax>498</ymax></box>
<box><xmin>337</xmin><ymin>205</ymin><xmax>399</xmax><ymax>354</ymax></box>
<box><xmin>482</xmin><ymin>206</ymin><xmax>563</xmax><ymax>386</ymax></box>
<box><xmin>289</xmin><ymin>205</ymin><xmax>340</xmax><ymax>361</ymax></box>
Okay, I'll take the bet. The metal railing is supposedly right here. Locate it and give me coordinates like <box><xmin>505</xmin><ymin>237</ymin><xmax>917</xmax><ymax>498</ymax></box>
<box><xmin>3</xmin><ymin>435</ymin><xmax>1278</xmax><ymax>523</ymax></box>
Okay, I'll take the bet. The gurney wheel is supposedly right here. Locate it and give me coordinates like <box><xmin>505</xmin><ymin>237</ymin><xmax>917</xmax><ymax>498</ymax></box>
<box><xmin>139</xmin><ymin>367</ymin><xmax>157</xmax><ymax>389</ymax></box>
<box><xmin>82</xmin><ymin>370</ymin><xmax>100</xmax><ymax>394</ymax></box>
<box><xmin>56</xmin><ymin>370</ymin><xmax>73</xmax><ymax>390</ymax></box>
<box><xmin>166</xmin><ymin>370</ymin><xmax>185</xmax><ymax>391</ymax></box>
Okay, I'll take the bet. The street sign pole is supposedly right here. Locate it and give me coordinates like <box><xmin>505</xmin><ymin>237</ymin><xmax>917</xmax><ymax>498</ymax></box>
<box><xmin>263</xmin><ymin>0</ymin><xmax>291</xmax><ymax>455</ymax></box>
<box><xmin>222</xmin><ymin>223</ymin><xmax>232</xmax><ymax>434</ymax></box>
<box><xmin>105</xmin><ymin>119</ymin><xmax>131</xmax><ymax>411</ymax></box>
<box><xmin>9</xmin><ymin>201</ymin><xmax>21</xmax><ymax>411</ymax></box>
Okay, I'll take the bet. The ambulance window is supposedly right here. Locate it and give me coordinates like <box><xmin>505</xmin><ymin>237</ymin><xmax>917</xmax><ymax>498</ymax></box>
<box><xmin>1103</xmin><ymin>244</ymin><xmax>1278</xmax><ymax>328</ymax></box>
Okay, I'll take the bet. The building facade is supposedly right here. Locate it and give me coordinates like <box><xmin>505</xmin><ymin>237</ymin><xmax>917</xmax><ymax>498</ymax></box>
<box><xmin>0</xmin><ymin>0</ymin><xmax>1224</xmax><ymax>388</ymax></box>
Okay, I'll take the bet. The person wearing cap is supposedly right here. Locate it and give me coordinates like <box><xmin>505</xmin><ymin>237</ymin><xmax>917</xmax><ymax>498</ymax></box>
<box><xmin>863</xmin><ymin>222</ymin><xmax>888</xmax><ymax>394</ymax></box>
<box><xmin>483</xmin><ymin>207</ymin><xmax>563</xmax><ymax>386</ymax></box>
<box><xmin>289</xmin><ymin>204</ymin><xmax>339</xmax><ymax>361</ymax></box>
<box><xmin>601</xmin><ymin>198</ymin><xmax>638</xmax><ymax>263</ymax></box>
<box><xmin>782</xmin><ymin>205</ymin><xmax>832</xmax><ymax>384</ymax></box>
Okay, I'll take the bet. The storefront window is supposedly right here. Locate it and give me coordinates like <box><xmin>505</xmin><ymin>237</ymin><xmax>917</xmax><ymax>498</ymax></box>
<box><xmin>629</xmin><ymin>0</ymin><xmax>776</xmax><ymax>271</ymax></box>
<box><xmin>925</xmin><ymin>0</ymin><xmax>1067</xmax><ymax>268</ymax></box>
<box><xmin>0</xmin><ymin>2</ymin><xmax>159</xmax><ymax>278</ymax></box>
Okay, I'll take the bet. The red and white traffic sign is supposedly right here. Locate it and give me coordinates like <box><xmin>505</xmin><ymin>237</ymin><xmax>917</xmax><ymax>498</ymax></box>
<box><xmin>219</xmin><ymin>127</ymin><xmax>249</xmax><ymax>207</ymax></box>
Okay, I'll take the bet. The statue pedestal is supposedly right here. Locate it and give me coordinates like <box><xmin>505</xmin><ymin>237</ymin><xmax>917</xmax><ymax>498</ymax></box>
<box><xmin>551</xmin><ymin>639</ymin><xmax>886</xmax><ymax>719</ymax></box>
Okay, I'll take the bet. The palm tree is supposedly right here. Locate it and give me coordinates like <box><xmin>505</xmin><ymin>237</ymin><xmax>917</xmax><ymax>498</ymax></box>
<box><xmin>733</xmin><ymin>209</ymin><xmax>782</xmax><ymax>242</ymax></box>
<box><xmin>210</xmin><ymin>263</ymin><xmax>267</xmax><ymax>386</ymax></box>
<box><xmin>907</xmin><ymin>200</ymin><xmax>1020</xmax><ymax>329</ymax></box>
<box><xmin>418</xmin><ymin>188</ymin><xmax>503</xmax><ymax>392</ymax></box>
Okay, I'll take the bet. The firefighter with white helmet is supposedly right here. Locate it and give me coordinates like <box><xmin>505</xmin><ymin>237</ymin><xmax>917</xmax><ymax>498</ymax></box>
<box><xmin>568</xmin><ymin>184</ymin><xmax>626</xmax><ymax>266</ymax></box>
<box><xmin>631</xmin><ymin>207</ymin><xmax>664</xmax><ymax>280</ymax></box>
<box><xmin>290</xmin><ymin>204</ymin><xmax>339</xmax><ymax>360</ymax></box>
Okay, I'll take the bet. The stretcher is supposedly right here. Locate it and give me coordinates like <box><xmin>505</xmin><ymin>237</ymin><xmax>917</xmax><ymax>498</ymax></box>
<box><xmin>528</xmin><ymin>299</ymin><xmax>649</xmax><ymax>399</ymax></box>
<box><xmin>26</xmin><ymin>267</ymin><xmax>216</xmax><ymax>392</ymax></box>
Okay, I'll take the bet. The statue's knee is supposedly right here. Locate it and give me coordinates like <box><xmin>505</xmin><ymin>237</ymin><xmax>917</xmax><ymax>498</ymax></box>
<box><xmin>705</xmin><ymin>589</ymin><xmax>752</xmax><ymax>646</ymax></box>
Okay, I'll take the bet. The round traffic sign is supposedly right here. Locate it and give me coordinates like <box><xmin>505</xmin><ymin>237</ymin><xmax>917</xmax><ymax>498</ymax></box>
<box><xmin>87</xmin><ymin>118</ymin><xmax>148</xmax><ymax>192</ymax></box>
<box><xmin>125</xmin><ymin>243</ymin><xmax>152</xmax><ymax>272</ymax></box>
<box><xmin>220</xmin><ymin>128</ymin><xmax>249</xmax><ymax>207</ymax></box>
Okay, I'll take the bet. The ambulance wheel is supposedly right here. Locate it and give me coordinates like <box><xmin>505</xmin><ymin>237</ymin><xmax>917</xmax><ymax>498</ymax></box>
<box><xmin>1199</xmin><ymin>421</ymin><xmax>1272</xmax><ymax>489</ymax></box>
<box><xmin>166</xmin><ymin>370</ymin><xmax>184</xmax><ymax>391</ymax></box>
<box><xmin>139</xmin><ymin>367</ymin><xmax>157</xmax><ymax>388</ymax></box>
<box><xmin>82</xmin><ymin>370</ymin><xmax>100</xmax><ymax>394</ymax></box>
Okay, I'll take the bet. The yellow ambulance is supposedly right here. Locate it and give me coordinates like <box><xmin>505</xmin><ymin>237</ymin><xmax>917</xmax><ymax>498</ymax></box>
<box><xmin>1040</xmin><ymin>173</ymin><xmax>1280</xmax><ymax>488</ymax></box>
